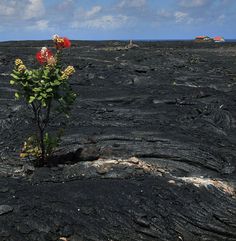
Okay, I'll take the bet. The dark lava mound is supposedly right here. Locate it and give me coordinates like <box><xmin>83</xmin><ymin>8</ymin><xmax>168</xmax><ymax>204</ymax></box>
<box><xmin>0</xmin><ymin>40</ymin><xmax>236</xmax><ymax>241</ymax></box>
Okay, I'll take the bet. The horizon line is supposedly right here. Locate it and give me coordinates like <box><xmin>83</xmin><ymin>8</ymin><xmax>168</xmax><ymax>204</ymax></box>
<box><xmin>1</xmin><ymin>38</ymin><xmax>236</xmax><ymax>42</ymax></box>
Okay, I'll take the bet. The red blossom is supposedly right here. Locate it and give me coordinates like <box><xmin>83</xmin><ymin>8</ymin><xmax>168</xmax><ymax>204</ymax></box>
<box><xmin>36</xmin><ymin>48</ymin><xmax>53</xmax><ymax>64</ymax></box>
<box><xmin>63</xmin><ymin>37</ymin><xmax>71</xmax><ymax>48</ymax></box>
<box><xmin>55</xmin><ymin>37</ymin><xmax>71</xmax><ymax>49</ymax></box>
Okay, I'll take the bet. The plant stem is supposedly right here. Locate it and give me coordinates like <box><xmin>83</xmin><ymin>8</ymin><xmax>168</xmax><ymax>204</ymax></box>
<box><xmin>39</xmin><ymin>126</ymin><xmax>45</xmax><ymax>163</ymax></box>
<box><xmin>36</xmin><ymin>105</ymin><xmax>45</xmax><ymax>163</ymax></box>
<box><xmin>31</xmin><ymin>99</ymin><xmax>53</xmax><ymax>164</ymax></box>
<box><xmin>43</xmin><ymin>99</ymin><xmax>51</xmax><ymax>130</ymax></box>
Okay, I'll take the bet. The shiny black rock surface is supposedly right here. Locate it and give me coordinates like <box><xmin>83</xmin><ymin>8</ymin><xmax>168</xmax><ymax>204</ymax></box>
<box><xmin>0</xmin><ymin>40</ymin><xmax>236</xmax><ymax>241</ymax></box>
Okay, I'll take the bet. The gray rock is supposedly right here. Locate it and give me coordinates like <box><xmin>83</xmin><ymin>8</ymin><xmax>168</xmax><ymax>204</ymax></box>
<box><xmin>23</xmin><ymin>164</ymin><xmax>35</xmax><ymax>175</ymax></box>
<box><xmin>134</xmin><ymin>217</ymin><xmax>150</xmax><ymax>227</ymax></box>
<box><xmin>16</xmin><ymin>224</ymin><xmax>32</xmax><ymax>234</ymax></box>
<box><xmin>0</xmin><ymin>187</ymin><xmax>9</xmax><ymax>193</ymax></box>
<box><xmin>0</xmin><ymin>205</ymin><xmax>13</xmax><ymax>215</ymax></box>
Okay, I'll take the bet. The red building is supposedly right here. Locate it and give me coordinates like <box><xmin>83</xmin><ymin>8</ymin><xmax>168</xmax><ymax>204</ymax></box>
<box><xmin>195</xmin><ymin>36</ymin><xmax>213</xmax><ymax>42</ymax></box>
<box><xmin>213</xmin><ymin>36</ymin><xmax>225</xmax><ymax>42</ymax></box>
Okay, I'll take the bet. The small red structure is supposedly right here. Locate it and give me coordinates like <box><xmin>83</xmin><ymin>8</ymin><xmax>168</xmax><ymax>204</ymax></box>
<box><xmin>196</xmin><ymin>36</ymin><xmax>207</xmax><ymax>39</ymax></box>
<box><xmin>195</xmin><ymin>36</ymin><xmax>213</xmax><ymax>42</ymax></box>
<box><xmin>213</xmin><ymin>36</ymin><xmax>225</xmax><ymax>42</ymax></box>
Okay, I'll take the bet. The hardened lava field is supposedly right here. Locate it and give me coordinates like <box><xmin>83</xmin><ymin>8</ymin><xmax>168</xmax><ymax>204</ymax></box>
<box><xmin>0</xmin><ymin>40</ymin><xmax>236</xmax><ymax>241</ymax></box>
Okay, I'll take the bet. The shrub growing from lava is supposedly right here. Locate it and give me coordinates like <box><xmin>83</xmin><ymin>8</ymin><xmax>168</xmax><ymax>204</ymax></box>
<box><xmin>10</xmin><ymin>35</ymin><xmax>76</xmax><ymax>165</ymax></box>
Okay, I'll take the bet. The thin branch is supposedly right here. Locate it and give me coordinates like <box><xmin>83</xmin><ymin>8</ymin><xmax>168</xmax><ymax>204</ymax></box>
<box><xmin>31</xmin><ymin>102</ymin><xmax>37</xmax><ymax>120</ymax></box>
<box><xmin>43</xmin><ymin>99</ymin><xmax>52</xmax><ymax>130</ymax></box>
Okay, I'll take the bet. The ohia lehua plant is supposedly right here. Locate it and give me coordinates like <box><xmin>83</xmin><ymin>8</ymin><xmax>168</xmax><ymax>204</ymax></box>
<box><xmin>10</xmin><ymin>34</ymin><xmax>76</xmax><ymax>165</ymax></box>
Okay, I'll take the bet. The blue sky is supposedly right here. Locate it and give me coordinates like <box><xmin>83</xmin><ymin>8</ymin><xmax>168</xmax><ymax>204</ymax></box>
<box><xmin>0</xmin><ymin>0</ymin><xmax>235</xmax><ymax>41</ymax></box>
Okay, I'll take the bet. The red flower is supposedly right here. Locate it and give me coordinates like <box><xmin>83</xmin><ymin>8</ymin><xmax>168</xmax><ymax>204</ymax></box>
<box><xmin>36</xmin><ymin>47</ymin><xmax>53</xmax><ymax>64</ymax></box>
<box><xmin>54</xmin><ymin>37</ymin><xmax>71</xmax><ymax>49</ymax></box>
<box><xmin>62</xmin><ymin>37</ymin><xmax>71</xmax><ymax>48</ymax></box>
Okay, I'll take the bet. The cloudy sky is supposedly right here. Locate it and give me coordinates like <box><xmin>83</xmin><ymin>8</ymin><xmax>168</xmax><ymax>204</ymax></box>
<box><xmin>0</xmin><ymin>0</ymin><xmax>235</xmax><ymax>41</ymax></box>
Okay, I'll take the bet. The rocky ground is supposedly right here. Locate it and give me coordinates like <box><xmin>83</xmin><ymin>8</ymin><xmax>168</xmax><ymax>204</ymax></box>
<box><xmin>0</xmin><ymin>40</ymin><xmax>236</xmax><ymax>241</ymax></box>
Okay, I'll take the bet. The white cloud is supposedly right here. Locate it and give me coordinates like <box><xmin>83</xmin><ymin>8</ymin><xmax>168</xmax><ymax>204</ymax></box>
<box><xmin>175</xmin><ymin>11</ymin><xmax>190</xmax><ymax>23</ymax></box>
<box><xmin>26</xmin><ymin>19</ymin><xmax>50</xmax><ymax>31</ymax></box>
<box><xmin>35</xmin><ymin>20</ymin><xmax>49</xmax><ymax>30</ymax></box>
<box><xmin>57</xmin><ymin>0</ymin><xmax>74</xmax><ymax>11</ymax></box>
<box><xmin>118</xmin><ymin>0</ymin><xmax>146</xmax><ymax>8</ymax></box>
<box><xmin>73</xmin><ymin>15</ymin><xmax>129</xmax><ymax>30</ymax></box>
<box><xmin>0</xmin><ymin>5</ymin><xmax>15</xmax><ymax>16</ymax></box>
<box><xmin>85</xmin><ymin>6</ymin><xmax>102</xmax><ymax>18</ymax></box>
<box><xmin>217</xmin><ymin>14</ymin><xmax>225</xmax><ymax>24</ymax></box>
<box><xmin>157</xmin><ymin>9</ymin><xmax>194</xmax><ymax>24</ymax></box>
<box><xmin>179</xmin><ymin>0</ymin><xmax>210</xmax><ymax>8</ymax></box>
<box><xmin>0</xmin><ymin>0</ymin><xmax>16</xmax><ymax>16</ymax></box>
<box><xmin>74</xmin><ymin>5</ymin><xmax>102</xmax><ymax>19</ymax></box>
<box><xmin>157</xmin><ymin>9</ymin><xmax>172</xmax><ymax>18</ymax></box>
<box><xmin>72</xmin><ymin>4</ymin><xmax>129</xmax><ymax>30</ymax></box>
<box><xmin>24</xmin><ymin>0</ymin><xmax>45</xmax><ymax>19</ymax></box>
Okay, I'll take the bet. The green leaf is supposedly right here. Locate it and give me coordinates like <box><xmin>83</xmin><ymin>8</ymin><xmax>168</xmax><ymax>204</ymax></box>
<box><xmin>13</xmin><ymin>70</ymin><xmax>19</xmax><ymax>74</ymax></box>
<box><xmin>10</xmin><ymin>80</ymin><xmax>15</xmax><ymax>85</ymax></box>
<box><xmin>44</xmin><ymin>132</ymin><xmax>49</xmax><ymax>143</ymax></box>
<box><xmin>33</xmin><ymin>87</ymin><xmax>42</xmax><ymax>92</ymax></box>
<box><xmin>27</xmin><ymin>75</ymin><xmax>32</xmax><ymax>80</ymax></box>
<box><xmin>46</xmin><ymin>88</ymin><xmax>53</xmax><ymax>93</ymax></box>
<box><xmin>42</xmin><ymin>100</ymin><xmax>46</xmax><ymax>107</ymax></box>
<box><xmin>11</xmin><ymin>73</ymin><xmax>19</xmax><ymax>80</ymax></box>
<box><xmin>52</xmin><ymin>80</ymin><xmax>60</xmax><ymax>86</ymax></box>
<box><xmin>40</xmin><ymin>93</ymin><xmax>47</xmax><ymax>98</ymax></box>
<box><xmin>29</xmin><ymin>96</ymin><xmax>35</xmax><ymax>103</ymax></box>
<box><xmin>55</xmin><ymin>69</ymin><xmax>60</xmax><ymax>74</ymax></box>
<box><xmin>22</xmin><ymin>82</ymin><xmax>29</xmax><ymax>87</ymax></box>
<box><xmin>43</xmin><ymin>69</ymin><xmax>50</xmax><ymax>75</ymax></box>
<box><xmin>15</xmin><ymin>92</ymin><xmax>20</xmax><ymax>99</ymax></box>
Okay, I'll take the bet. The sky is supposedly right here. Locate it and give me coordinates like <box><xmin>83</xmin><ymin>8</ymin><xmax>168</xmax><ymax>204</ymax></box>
<box><xmin>0</xmin><ymin>0</ymin><xmax>235</xmax><ymax>41</ymax></box>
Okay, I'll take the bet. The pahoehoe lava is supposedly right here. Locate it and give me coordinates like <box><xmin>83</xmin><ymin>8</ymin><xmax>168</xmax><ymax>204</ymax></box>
<box><xmin>0</xmin><ymin>40</ymin><xmax>236</xmax><ymax>241</ymax></box>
